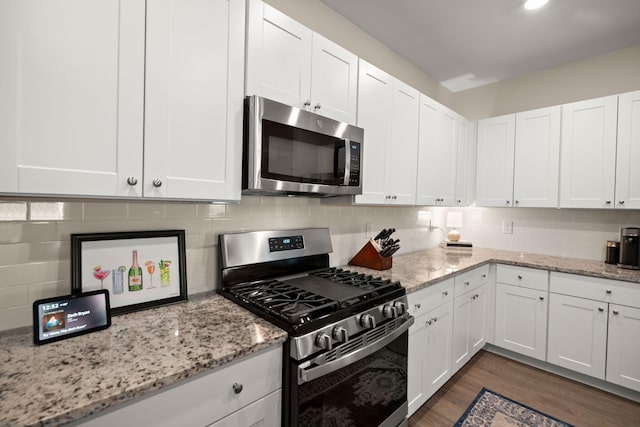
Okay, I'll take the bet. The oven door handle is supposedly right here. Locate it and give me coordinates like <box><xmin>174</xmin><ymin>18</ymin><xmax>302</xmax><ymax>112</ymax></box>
<box><xmin>298</xmin><ymin>316</ymin><xmax>414</xmax><ymax>385</ymax></box>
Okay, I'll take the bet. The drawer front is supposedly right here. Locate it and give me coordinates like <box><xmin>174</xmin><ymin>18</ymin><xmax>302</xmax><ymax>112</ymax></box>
<box><xmin>550</xmin><ymin>272</ymin><xmax>640</xmax><ymax>307</ymax></box>
<box><xmin>496</xmin><ymin>265</ymin><xmax>548</xmax><ymax>291</ymax></box>
<box><xmin>407</xmin><ymin>278</ymin><xmax>454</xmax><ymax>317</ymax></box>
<box><xmin>78</xmin><ymin>345</ymin><xmax>283</xmax><ymax>427</ymax></box>
<box><xmin>454</xmin><ymin>265</ymin><xmax>490</xmax><ymax>296</ymax></box>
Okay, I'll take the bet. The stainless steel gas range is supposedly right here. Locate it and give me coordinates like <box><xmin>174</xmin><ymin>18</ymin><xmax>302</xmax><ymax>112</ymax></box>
<box><xmin>218</xmin><ymin>228</ymin><xmax>413</xmax><ymax>427</ymax></box>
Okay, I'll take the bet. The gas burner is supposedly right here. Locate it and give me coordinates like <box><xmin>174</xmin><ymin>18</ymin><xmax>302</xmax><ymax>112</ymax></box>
<box><xmin>311</xmin><ymin>267</ymin><xmax>401</xmax><ymax>292</ymax></box>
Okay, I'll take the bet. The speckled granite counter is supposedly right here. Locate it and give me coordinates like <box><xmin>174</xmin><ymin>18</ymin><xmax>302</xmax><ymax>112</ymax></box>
<box><xmin>347</xmin><ymin>247</ymin><xmax>640</xmax><ymax>293</ymax></box>
<box><xmin>0</xmin><ymin>294</ymin><xmax>287</xmax><ymax>427</ymax></box>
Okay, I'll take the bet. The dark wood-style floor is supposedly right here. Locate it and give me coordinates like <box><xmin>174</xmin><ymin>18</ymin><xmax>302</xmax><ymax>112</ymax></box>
<box><xmin>408</xmin><ymin>350</ymin><xmax>640</xmax><ymax>427</ymax></box>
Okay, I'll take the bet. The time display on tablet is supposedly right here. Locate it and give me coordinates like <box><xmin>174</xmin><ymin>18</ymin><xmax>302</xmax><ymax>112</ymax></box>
<box><xmin>33</xmin><ymin>290</ymin><xmax>111</xmax><ymax>345</ymax></box>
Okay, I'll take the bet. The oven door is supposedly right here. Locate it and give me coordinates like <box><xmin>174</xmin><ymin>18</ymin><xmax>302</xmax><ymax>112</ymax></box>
<box><xmin>287</xmin><ymin>316</ymin><xmax>413</xmax><ymax>427</ymax></box>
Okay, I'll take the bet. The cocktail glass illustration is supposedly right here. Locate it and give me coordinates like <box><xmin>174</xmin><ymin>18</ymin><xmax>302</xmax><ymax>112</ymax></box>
<box><xmin>93</xmin><ymin>266</ymin><xmax>110</xmax><ymax>289</ymax></box>
<box><xmin>159</xmin><ymin>260</ymin><xmax>172</xmax><ymax>287</ymax></box>
<box><xmin>112</xmin><ymin>266</ymin><xmax>125</xmax><ymax>294</ymax></box>
<box><xmin>145</xmin><ymin>261</ymin><xmax>156</xmax><ymax>288</ymax></box>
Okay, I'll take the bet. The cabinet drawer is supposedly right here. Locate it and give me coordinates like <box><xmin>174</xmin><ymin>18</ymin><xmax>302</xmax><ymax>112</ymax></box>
<box><xmin>496</xmin><ymin>265</ymin><xmax>548</xmax><ymax>291</ymax></box>
<box><xmin>77</xmin><ymin>345</ymin><xmax>283</xmax><ymax>427</ymax></box>
<box><xmin>408</xmin><ymin>278</ymin><xmax>454</xmax><ymax>317</ymax></box>
<box><xmin>454</xmin><ymin>265</ymin><xmax>490</xmax><ymax>296</ymax></box>
<box><xmin>550</xmin><ymin>272</ymin><xmax>640</xmax><ymax>308</ymax></box>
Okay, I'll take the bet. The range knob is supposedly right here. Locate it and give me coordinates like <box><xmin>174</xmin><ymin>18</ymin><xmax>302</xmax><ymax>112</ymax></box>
<box><xmin>332</xmin><ymin>326</ymin><xmax>349</xmax><ymax>343</ymax></box>
<box><xmin>360</xmin><ymin>313</ymin><xmax>377</xmax><ymax>329</ymax></box>
<box><xmin>393</xmin><ymin>301</ymin><xmax>407</xmax><ymax>315</ymax></box>
<box><xmin>315</xmin><ymin>333</ymin><xmax>333</xmax><ymax>350</ymax></box>
<box><xmin>382</xmin><ymin>304</ymin><xmax>398</xmax><ymax>319</ymax></box>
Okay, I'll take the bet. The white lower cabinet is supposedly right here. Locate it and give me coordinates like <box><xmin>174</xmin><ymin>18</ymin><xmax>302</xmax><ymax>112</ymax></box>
<box><xmin>452</xmin><ymin>266</ymin><xmax>491</xmax><ymax>374</ymax></box>
<box><xmin>494</xmin><ymin>265</ymin><xmax>549</xmax><ymax>361</ymax></box>
<box><xmin>548</xmin><ymin>272</ymin><xmax>640</xmax><ymax>392</ymax></box>
<box><xmin>407</xmin><ymin>279</ymin><xmax>454</xmax><ymax>417</ymax></box>
<box><xmin>75</xmin><ymin>345</ymin><xmax>282</xmax><ymax>427</ymax></box>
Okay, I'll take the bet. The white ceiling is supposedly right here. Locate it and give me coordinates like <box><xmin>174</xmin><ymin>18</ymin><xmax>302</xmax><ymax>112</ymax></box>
<box><xmin>319</xmin><ymin>0</ymin><xmax>640</xmax><ymax>92</ymax></box>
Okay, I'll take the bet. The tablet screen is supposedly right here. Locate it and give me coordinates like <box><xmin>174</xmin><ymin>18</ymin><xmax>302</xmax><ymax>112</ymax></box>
<box><xmin>33</xmin><ymin>290</ymin><xmax>111</xmax><ymax>345</ymax></box>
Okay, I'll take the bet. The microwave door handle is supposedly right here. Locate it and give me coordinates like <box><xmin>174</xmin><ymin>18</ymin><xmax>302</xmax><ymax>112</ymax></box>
<box><xmin>343</xmin><ymin>139</ymin><xmax>351</xmax><ymax>186</ymax></box>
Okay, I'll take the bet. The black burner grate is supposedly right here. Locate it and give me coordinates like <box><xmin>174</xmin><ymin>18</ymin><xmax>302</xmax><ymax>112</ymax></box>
<box><xmin>311</xmin><ymin>267</ymin><xmax>400</xmax><ymax>292</ymax></box>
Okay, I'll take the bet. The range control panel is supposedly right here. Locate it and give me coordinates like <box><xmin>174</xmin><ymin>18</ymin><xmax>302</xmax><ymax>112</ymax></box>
<box><xmin>268</xmin><ymin>235</ymin><xmax>304</xmax><ymax>252</ymax></box>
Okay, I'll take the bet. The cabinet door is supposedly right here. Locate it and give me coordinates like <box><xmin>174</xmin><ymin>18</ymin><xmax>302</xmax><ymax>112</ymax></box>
<box><xmin>455</xmin><ymin>117</ymin><xmax>476</xmax><ymax>206</ymax></box>
<box><xmin>469</xmin><ymin>283</ymin><xmax>489</xmax><ymax>355</ymax></box>
<box><xmin>245</xmin><ymin>0</ymin><xmax>312</xmax><ymax>108</ymax></box>
<box><xmin>560</xmin><ymin>95</ymin><xmax>618</xmax><ymax>208</ymax></box>
<box><xmin>415</xmin><ymin>95</ymin><xmax>457</xmax><ymax>206</ymax></box>
<box><xmin>355</xmin><ymin>60</ymin><xmax>392</xmax><ymax>204</ymax></box>
<box><xmin>144</xmin><ymin>0</ymin><xmax>244</xmax><ymax>201</ymax></box>
<box><xmin>615</xmin><ymin>90</ymin><xmax>640</xmax><ymax>209</ymax></box>
<box><xmin>475</xmin><ymin>114</ymin><xmax>516</xmax><ymax>207</ymax></box>
<box><xmin>207</xmin><ymin>390</ymin><xmax>281</xmax><ymax>427</ymax></box>
<box><xmin>495</xmin><ymin>283</ymin><xmax>548</xmax><ymax>361</ymax></box>
<box><xmin>424</xmin><ymin>301</ymin><xmax>454</xmax><ymax>399</ymax></box>
<box><xmin>310</xmin><ymin>33</ymin><xmax>358</xmax><ymax>124</ymax></box>
<box><xmin>407</xmin><ymin>314</ymin><xmax>427</xmax><ymax>417</ymax></box>
<box><xmin>513</xmin><ymin>106</ymin><xmax>561</xmax><ymax>208</ymax></box>
<box><xmin>386</xmin><ymin>79</ymin><xmax>419</xmax><ymax>205</ymax></box>
<box><xmin>606</xmin><ymin>304</ymin><xmax>640</xmax><ymax>392</ymax></box>
<box><xmin>0</xmin><ymin>0</ymin><xmax>145</xmax><ymax>197</ymax></box>
<box><xmin>548</xmin><ymin>293</ymin><xmax>608</xmax><ymax>379</ymax></box>
<box><xmin>452</xmin><ymin>292</ymin><xmax>472</xmax><ymax>373</ymax></box>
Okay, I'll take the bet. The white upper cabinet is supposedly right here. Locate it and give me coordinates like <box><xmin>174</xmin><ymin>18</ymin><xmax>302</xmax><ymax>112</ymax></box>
<box><xmin>355</xmin><ymin>60</ymin><xmax>392</xmax><ymax>204</ymax></box>
<box><xmin>615</xmin><ymin>90</ymin><xmax>640</xmax><ymax>209</ymax></box>
<box><xmin>355</xmin><ymin>60</ymin><xmax>419</xmax><ymax>205</ymax></box>
<box><xmin>246</xmin><ymin>0</ymin><xmax>358</xmax><ymax>124</ymax></box>
<box><xmin>416</xmin><ymin>95</ymin><xmax>458</xmax><ymax>206</ymax></box>
<box><xmin>0</xmin><ymin>0</ymin><xmax>145</xmax><ymax>197</ymax></box>
<box><xmin>144</xmin><ymin>0</ymin><xmax>244</xmax><ymax>201</ymax></box>
<box><xmin>513</xmin><ymin>106</ymin><xmax>561</xmax><ymax>208</ymax></box>
<box><xmin>455</xmin><ymin>118</ymin><xmax>477</xmax><ymax>206</ymax></box>
<box><xmin>560</xmin><ymin>95</ymin><xmax>618</xmax><ymax>208</ymax></box>
<box><xmin>475</xmin><ymin>114</ymin><xmax>516</xmax><ymax>207</ymax></box>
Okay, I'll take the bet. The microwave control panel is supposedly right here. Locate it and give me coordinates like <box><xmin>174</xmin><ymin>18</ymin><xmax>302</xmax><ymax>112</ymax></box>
<box><xmin>349</xmin><ymin>142</ymin><xmax>361</xmax><ymax>186</ymax></box>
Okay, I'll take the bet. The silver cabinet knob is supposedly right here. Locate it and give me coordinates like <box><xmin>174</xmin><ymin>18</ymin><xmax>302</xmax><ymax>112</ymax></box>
<box><xmin>392</xmin><ymin>195</ymin><xmax>397</xmax><ymax>200</ymax></box>
<box><xmin>426</xmin><ymin>319</ymin><xmax>433</xmax><ymax>325</ymax></box>
<box><xmin>464</xmin><ymin>281</ymin><xmax>470</xmax><ymax>286</ymax></box>
<box><xmin>457</xmin><ymin>200</ymin><xmax>462</xmax><ymax>204</ymax></box>
<box><xmin>605</xmin><ymin>200</ymin><xmax>612</xmax><ymax>204</ymax></box>
<box><xmin>539</xmin><ymin>296</ymin><xmax>545</xmax><ymax>301</ymax></box>
<box><xmin>414</xmin><ymin>303</ymin><xmax>421</xmax><ymax>309</ymax></box>
<box><xmin>515</xmin><ymin>200</ymin><xmax>520</xmax><ymax>204</ymax></box>
<box><xmin>332</xmin><ymin>326</ymin><xmax>349</xmax><ymax>343</ymax></box>
<box><xmin>315</xmin><ymin>333</ymin><xmax>333</xmax><ymax>350</ymax></box>
<box><xmin>506</xmin><ymin>200</ymin><xmax>511</xmax><ymax>204</ymax></box>
<box><xmin>442</xmin><ymin>291</ymin><xmax>449</xmax><ymax>296</ymax></box>
<box><xmin>232</xmin><ymin>383</ymin><xmax>243</xmax><ymax>394</ymax></box>
<box><xmin>606</xmin><ymin>289</ymin><xmax>612</xmax><ymax>294</ymax></box>
<box><xmin>481</xmin><ymin>274</ymin><xmax>487</xmax><ymax>279</ymax></box>
<box><xmin>126</xmin><ymin>176</ymin><xmax>138</xmax><ymax>186</ymax></box>
<box><xmin>360</xmin><ymin>313</ymin><xmax>376</xmax><ymax>329</ymax></box>
<box><xmin>314</xmin><ymin>103</ymin><xmax>321</xmax><ymax>110</ymax></box>
<box><xmin>518</xmin><ymin>275</ymin><xmax>523</xmax><ymax>280</ymax></box>
<box><xmin>303</xmin><ymin>100</ymin><xmax>311</xmax><ymax>107</ymax></box>
<box><xmin>598</xmin><ymin>307</ymin><xmax>604</xmax><ymax>312</ymax></box>
<box><xmin>152</xmin><ymin>179</ymin><xmax>162</xmax><ymax>188</ymax></box>
<box><xmin>619</xmin><ymin>200</ymin><xmax>625</xmax><ymax>205</ymax></box>
<box><xmin>612</xmin><ymin>309</ymin><xmax>620</xmax><ymax>315</ymax></box>
<box><xmin>432</xmin><ymin>317</ymin><xmax>438</xmax><ymax>323</ymax></box>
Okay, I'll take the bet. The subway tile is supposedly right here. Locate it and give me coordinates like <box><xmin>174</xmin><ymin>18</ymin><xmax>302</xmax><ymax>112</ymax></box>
<box><xmin>127</xmin><ymin>202</ymin><xmax>167</xmax><ymax>220</ymax></box>
<box><xmin>83</xmin><ymin>201</ymin><xmax>128</xmax><ymax>220</ymax></box>
<box><xmin>165</xmin><ymin>203</ymin><xmax>198</xmax><ymax>219</ymax></box>
<box><xmin>0</xmin><ymin>260</ymin><xmax>70</xmax><ymax>288</ymax></box>
<box><xmin>0</xmin><ymin>305</ymin><xmax>32</xmax><ymax>332</ymax></box>
<box><xmin>0</xmin><ymin>285</ymin><xmax>29</xmax><ymax>308</ymax></box>
<box><xmin>196</xmin><ymin>204</ymin><xmax>226</xmax><ymax>219</ymax></box>
<box><xmin>28</xmin><ymin>280</ymin><xmax>71</xmax><ymax>302</ymax></box>
<box><xmin>30</xmin><ymin>201</ymin><xmax>83</xmax><ymax>221</ymax></box>
<box><xmin>0</xmin><ymin>202</ymin><xmax>27</xmax><ymax>221</ymax></box>
<box><xmin>0</xmin><ymin>243</ymin><xmax>30</xmax><ymax>266</ymax></box>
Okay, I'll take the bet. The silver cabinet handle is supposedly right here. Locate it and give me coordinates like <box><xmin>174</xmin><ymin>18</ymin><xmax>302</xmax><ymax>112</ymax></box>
<box><xmin>606</xmin><ymin>289</ymin><xmax>612</xmax><ymax>294</ymax></box>
<box><xmin>152</xmin><ymin>179</ymin><xmax>162</xmax><ymax>188</ymax></box>
<box><xmin>126</xmin><ymin>176</ymin><xmax>138</xmax><ymax>186</ymax></box>
<box><xmin>314</xmin><ymin>103</ymin><xmax>321</xmax><ymax>110</ymax></box>
<box><xmin>232</xmin><ymin>383</ymin><xmax>243</xmax><ymax>394</ymax></box>
<box><xmin>612</xmin><ymin>309</ymin><xmax>620</xmax><ymax>315</ymax></box>
<box><xmin>598</xmin><ymin>307</ymin><xmax>604</xmax><ymax>312</ymax></box>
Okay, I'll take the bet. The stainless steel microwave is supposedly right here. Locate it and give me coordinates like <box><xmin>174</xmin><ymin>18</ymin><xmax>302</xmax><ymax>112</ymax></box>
<box><xmin>242</xmin><ymin>95</ymin><xmax>364</xmax><ymax>197</ymax></box>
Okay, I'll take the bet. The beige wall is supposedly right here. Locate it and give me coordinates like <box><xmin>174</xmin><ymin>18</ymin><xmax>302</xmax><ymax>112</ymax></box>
<box><xmin>453</xmin><ymin>44</ymin><xmax>640</xmax><ymax>120</ymax></box>
<box><xmin>265</xmin><ymin>0</ymin><xmax>640</xmax><ymax>120</ymax></box>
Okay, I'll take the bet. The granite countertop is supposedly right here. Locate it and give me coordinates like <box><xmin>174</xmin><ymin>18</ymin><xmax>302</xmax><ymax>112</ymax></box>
<box><xmin>0</xmin><ymin>294</ymin><xmax>287</xmax><ymax>427</ymax></box>
<box><xmin>347</xmin><ymin>247</ymin><xmax>640</xmax><ymax>293</ymax></box>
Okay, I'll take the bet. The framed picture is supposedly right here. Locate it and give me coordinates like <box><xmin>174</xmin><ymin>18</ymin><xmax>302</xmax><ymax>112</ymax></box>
<box><xmin>71</xmin><ymin>230</ymin><xmax>187</xmax><ymax>315</ymax></box>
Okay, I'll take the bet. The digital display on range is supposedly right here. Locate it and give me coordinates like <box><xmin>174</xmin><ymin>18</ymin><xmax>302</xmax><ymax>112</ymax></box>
<box><xmin>33</xmin><ymin>290</ymin><xmax>111</xmax><ymax>345</ymax></box>
<box><xmin>268</xmin><ymin>235</ymin><xmax>304</xmax><ymax>252</ymax></box>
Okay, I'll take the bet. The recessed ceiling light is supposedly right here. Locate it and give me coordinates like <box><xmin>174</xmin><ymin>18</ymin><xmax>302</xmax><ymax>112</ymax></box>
<box><xmin>524</xmin><ymin>0</ymin><xmax>549</xmax><ymax>10</ymax></box>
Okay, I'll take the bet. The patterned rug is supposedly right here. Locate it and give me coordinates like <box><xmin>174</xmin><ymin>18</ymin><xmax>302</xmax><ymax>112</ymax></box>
<box><xmin>455</xmin><ymin>388</ymin><xmax>574</xmax><ymax>427</ymax></box>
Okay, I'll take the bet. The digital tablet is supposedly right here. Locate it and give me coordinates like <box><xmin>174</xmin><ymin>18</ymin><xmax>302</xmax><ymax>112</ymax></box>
<box><xmin>33</xmin><ymin>290</ymin><xmax>111</xmax><ymax>345</ymax></box>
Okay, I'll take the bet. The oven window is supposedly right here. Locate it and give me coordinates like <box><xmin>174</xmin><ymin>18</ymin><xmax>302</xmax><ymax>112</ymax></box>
<box><xmin>296</xmin><ymin>332</ymin><xmax>408</xmax><ymax>427</ymax></box>
<box><xmin>261</xmin><ymin>119</ymin><xmax>345</xmax><ymax>185</ymax></box>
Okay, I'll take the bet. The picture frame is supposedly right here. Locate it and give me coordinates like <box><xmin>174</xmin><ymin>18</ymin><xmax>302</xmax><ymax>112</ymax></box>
<box><xmin>71</xmin><ymin>230</ymin><xmax>187</xmax><ymax>315</ymax></box>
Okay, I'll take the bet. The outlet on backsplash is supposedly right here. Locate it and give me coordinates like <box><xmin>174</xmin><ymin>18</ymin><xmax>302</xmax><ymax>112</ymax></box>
<box><xmin>502</xmin><ymin>220</ymin><xmax>513</xmax><ymax>234</ymax></box>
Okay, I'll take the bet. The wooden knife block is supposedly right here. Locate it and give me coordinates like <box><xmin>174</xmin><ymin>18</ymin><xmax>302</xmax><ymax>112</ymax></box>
<box><xmin>349</xmin><ymin>240</ymin><xmax>393</xmax><ymax>271</ymax></box>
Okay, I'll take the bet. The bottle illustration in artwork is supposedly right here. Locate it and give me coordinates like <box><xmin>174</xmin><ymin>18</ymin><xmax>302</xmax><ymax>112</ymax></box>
<box><xmin>128</xmin><ymin>250</ymin><xmax>143</xmax><ymax>291</ymax></box>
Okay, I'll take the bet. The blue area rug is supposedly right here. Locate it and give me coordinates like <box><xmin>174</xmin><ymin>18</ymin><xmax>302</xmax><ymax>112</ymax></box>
<box><xmin>455</xmin><ymin>388</ymin><xmax>574</xmax><ymax>427</ymax></box>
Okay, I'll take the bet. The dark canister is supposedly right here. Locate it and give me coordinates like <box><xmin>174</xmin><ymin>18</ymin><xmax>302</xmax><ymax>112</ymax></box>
<box><xmin>618</xmin><ymin>227</ymin><xmax>640</xmax><ymax>270</ymax></box>
<box><xmin>605</xmin><ymin>240</ymin><xmax>620</xmax><ymax>264</ymax></box>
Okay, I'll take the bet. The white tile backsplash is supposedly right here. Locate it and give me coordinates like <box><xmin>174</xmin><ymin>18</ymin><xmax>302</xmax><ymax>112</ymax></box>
<box><xmin>0</xmin><ymin>195</ymin><xmax>637</xmax><ymax>331</ymax></box>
